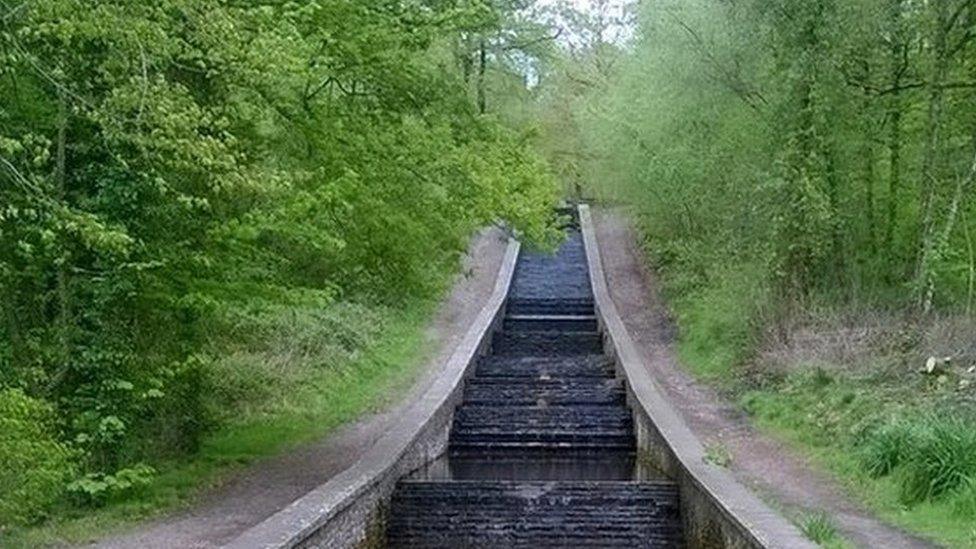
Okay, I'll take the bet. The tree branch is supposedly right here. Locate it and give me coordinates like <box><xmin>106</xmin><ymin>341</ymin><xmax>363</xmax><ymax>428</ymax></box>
<box><xmin>499</xmin><ymin>28</ymin><xmax>563</xmax><ymax>52</ymax></box>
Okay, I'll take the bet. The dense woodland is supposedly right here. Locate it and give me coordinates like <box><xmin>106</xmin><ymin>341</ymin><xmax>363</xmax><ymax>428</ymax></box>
<box><xmin>547</xmin><ymin>0</ymin><xmax>976</xmax><ymax>314</ymax></box>
<box><xmin>0</xmin><ymin>0</ymin><xmax>561</xmax><ymax>529</ymax></box>
<box><xmin>3</xmin><ymin>0</ymin><xmax>976</xmax><ymax>544</ymax></box>
<box><xmin>529</xmin><ymin>0</ymin><xmax>976</xmax><ymax>543</ymax></box>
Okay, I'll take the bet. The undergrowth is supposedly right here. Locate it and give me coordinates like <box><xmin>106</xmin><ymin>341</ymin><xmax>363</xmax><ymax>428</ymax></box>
<box><xmin>1</xmin><ymin>298</ymin><xmax>436</xmax><ymax>547</ymax></box>
<box><xmin>741</xmin><ymin>365</ymin><xmax>976</xmax><ymax>547</ymax></box>
<box><xmin>798</xmin><ymin>511</ymin><xmax>848</xmax><ymax>548</ymax></box>
<box><xmin>640</xmin><ymin>220</ymin><xmax>976</xmax><ymax>547</ymax></box>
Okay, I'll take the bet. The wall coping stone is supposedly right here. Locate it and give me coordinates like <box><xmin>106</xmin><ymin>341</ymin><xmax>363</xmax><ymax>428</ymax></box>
<box><xmin>578</xmin><ymin>204</ymin><xmax>814</xmax><ymax>549</ymax></box>
<box><xmin>224</xmin><ymin>238</ymin><xmax>521</xmax><ymax>549</ymax></box>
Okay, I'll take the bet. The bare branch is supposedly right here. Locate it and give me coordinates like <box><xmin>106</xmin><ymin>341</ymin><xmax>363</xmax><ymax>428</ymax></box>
<box><xmin>669</xmin><ymin>13</ymin><xmax>768</xmax><ymax>112</ymax></box>
<box><xmin>135</xmin><ymin>36</ymin><xmax>149</xmax><ymax>123</ymax></box>
<box><xmin>500</xmin><ymin>28</ymin><xmax>564</xmax><ymax>52</ymax></box>
<box><xmin>0</xmin><ymin>152</ymin><xmax>47</xmax><ymax>199</ymax></box>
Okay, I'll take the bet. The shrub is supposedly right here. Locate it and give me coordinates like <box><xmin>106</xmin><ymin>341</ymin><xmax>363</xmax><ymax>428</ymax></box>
<box><xmin>859</xmin><ymin>414</ymin><xmax>976</xmax><ymax>506</ymax></box>
<box><xmin>66</xmin><ymin>464</ymin><xmax>156</xmax><ymax>506</ymax></box>
<box><xmin>897</xmin><ymin>415</ymin><xmax>976</xmax><ymax>505</ymax></box>
<box><xmin>204</xmin><ymin>300</ymin><xmax>391</xmax><ymax>423</ymax></box>
<box><xmin>672</xmin><ymin>262</ymin><xmax>768</xmax><ymax>379</ymax></box>
<box><xmin>951</xmin><ymin>478</ymin><xmax>976</xmax><ymax>517</ymax></box>
<box><xmin>859</xmin><ymin>420</ymin><xmax>914</xmax><ymax>478</ymax></box>
<box><xmin>0</xmin><ymin>389</ymin><xmax>75</xmax><ymax>526</ymax></box>
<box><xmin>799</xmin><ymin>511</ymin><xmax>840</xmax><ymax>545</ymax></box>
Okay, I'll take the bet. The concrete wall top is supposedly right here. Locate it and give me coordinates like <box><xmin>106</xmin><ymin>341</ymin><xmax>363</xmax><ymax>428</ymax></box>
<box><xmin>224</xmin><ymin>238</ymin><xmax>521</xmax><ymax>549</ymax></box>
<box><xmin>578</xmin><ymin>204</ymin><xmax>814</xmax><ymax>549</ymax></box>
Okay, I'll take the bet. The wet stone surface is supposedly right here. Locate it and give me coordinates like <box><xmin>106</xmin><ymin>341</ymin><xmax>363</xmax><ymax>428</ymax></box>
<box><xmin>387</xmin><ymin>222</ymin><xmax>684</xmax><ymax>547</ymax></box>
<box><xmin>411</xmin><ymin>449</ymin><xmax>665</xmax><ymax>482</ymax></box>
<box><xmin>510</xmin><ymin>230</ymin><xmax>593</xmax><ymax>303</ymax></box>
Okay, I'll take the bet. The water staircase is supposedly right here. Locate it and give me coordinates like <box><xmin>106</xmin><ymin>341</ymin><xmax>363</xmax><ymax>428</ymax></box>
<box><xmin>386</xmin><ymin>215</ymin><xmax>684</xmax><ymax>547</ymax></box>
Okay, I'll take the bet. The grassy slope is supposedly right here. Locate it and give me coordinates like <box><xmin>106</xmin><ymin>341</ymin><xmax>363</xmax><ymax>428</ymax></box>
<box><xmin>670</xmin><ymin>291</ymin><xmax>976</xmax><ymax>547</ymax></box>
<box><xmin>742</xmin><ymin>372</ymin><xmax>976</xmax><ymax>548</ymax></box>
<box><xmin>3</xmin><ymin>302</ymin><xmax>437</xmax><ymax>548</ymax></box>
<box><xmin>631</xmin><ymin>229</ymin><xmax>974</xmax><ymax>547</ymax></box>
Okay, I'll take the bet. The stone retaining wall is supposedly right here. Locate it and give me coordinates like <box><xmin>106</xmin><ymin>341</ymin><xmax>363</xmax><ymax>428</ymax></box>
<box><xmin>579</xmin><ymin>204</ymin><xmax>814</xmax><ymax>549</ymax></box>
<box><xmin>223</xmin><ymin>239</ymin><xmax>521</xmax><ymax>549</ymax></box>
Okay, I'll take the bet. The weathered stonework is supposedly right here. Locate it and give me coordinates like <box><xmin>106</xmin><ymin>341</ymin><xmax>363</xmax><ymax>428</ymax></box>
<box><xmin>579</xmin><ymin>204</ymin><xmax>814</xmax><ymax>549</ymax></box>
<box><xmin>223</xmin><ymin>239</ymin><xmax>520</xmax><ymax>549</ymax></box>
<box><xmin>225</xmin><ymin>206</ymin><xmax>814</xmax><ymax>549</ymax></box>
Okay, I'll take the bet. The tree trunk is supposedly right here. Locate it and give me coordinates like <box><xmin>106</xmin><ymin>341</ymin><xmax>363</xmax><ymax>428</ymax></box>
<box><xmin>825</xmin><ymin>143</ymin><xmax>845</xmax><ymax>291</ymax></box>
<box><xmin>55</xmin><ymin>94</ymin><xmax>72</xmax><ymax>377</ymax></box>
<box><xmin>965</xmin><ymin>213</ymin><xmax>975</xmax><ymax>315</ymax></box>
<box><xmin>477</xmin><ymin>39</ymin><xmax>487</xmax><ymax>114</ymax></box>
<box><xmin>886</xmin><ymin>100</ymin><xmax>903</xmax><ymax>257</ymax></box>
<box><xmin>864</xmin><ymin>127</ymin><xmax>877</xmax><ymax>256</ymax></box>
<box><xmin>921</xmin><ymin>135</ymin><xmax>976</xmax><ymax>312</ymax></box>
<box><xmin>915</xmin><ymin>2</ymin><xmax>951</xmax><ymax>310</ymax></box>
<box><xmin>781</xmin><ymin>5</ymin><xmax>821</xmax><ymax>301</ymax></box>
<box><xmin>460</xmin><ymin>34</ymin><xmax>473</xmax><ymax>85</ymax></box>
<box><xmin>884</xmin><ymin>0</ymin><xmax>905</xmax><ymax>263</ymax></box>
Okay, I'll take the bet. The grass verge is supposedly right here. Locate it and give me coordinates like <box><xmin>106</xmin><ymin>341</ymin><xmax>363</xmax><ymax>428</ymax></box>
<box><xmin>2</xmin><ymin>301</ymin><xmax>437</xmax><ymax>548</ymax></box>
<box><xmin>742</xmin><ymin>369</ymin><xmax>976</xmax><ymax>548</ymax></box>
<box><xmin>640</xmin><ymin>235</ymin><xmax>976</xmax><ymax>547</ymax></box>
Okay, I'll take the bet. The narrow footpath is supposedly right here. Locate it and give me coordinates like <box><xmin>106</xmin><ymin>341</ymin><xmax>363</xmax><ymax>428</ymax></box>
<box><xmin>91</xmin><ymin>230</ymin><xmax>509</xmax><ymax>549</ymax></box>
<box><xmin>592</xmin><ymin>208</ymin><xmax>933</xmax><ymax>549</ymax></box>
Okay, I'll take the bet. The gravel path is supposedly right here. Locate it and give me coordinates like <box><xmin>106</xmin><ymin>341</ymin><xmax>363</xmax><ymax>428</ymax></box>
<box><xmin>91</xmin><ymin>228</ymin><xmax>510</xmax><ymax>549</ymax></box>
<box><xmin>593</xmin><ymin>208</ymin><xmax>934</xmax><ymax>549</ymax></box>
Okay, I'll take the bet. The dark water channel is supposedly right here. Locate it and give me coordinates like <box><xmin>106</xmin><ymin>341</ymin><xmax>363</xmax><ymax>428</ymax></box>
<box><xmin>411</xmin><ymin>449</ymin><xmax>666</xmax><ymax>482</ymax></box>
<box><xmin>386</xmin><ymin>215</ymin><xmax>684</xmax><ymax>547</ymax></box>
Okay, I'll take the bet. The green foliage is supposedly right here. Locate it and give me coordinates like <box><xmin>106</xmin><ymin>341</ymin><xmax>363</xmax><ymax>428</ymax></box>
<box><xmin>798</xmin><ymin>511</ymin><xmax>842</xmax><ymax>547</ymax></box>
<box><xmin>520</xmin><ymin>1</ymin><xmax>976</xmax><ymax>545</ymax></box>
<box><xmin>859</xmin><ymin>415</ymin><xmax>976</xmax><ymax>505</ymax></box>
<box><xmin>66</xmin><ymin>464</ymin><xmax>156</xmax><ymax>506</ymax></box>
<box><xmin>743</xmin><ymin>365</ymin><xmax>976</xmax><ymax>545</ymax></box>
<box><xmin>3</xmin><ymin>302</ymin><xmax>437</xmax><ymax>547</ymax></box>
<box><xmin>0</xmin><ymin>0</ymin><xmax>559</xmax><ymax>526</ymax></box>
<box><xmin>203</xmin><ymin>298</ymin><xmax>392</xmax><ymax>423</ymax></box>
<box><xmin>669</xmin><ymin>261</ymin><xmax>768</xmax><ymax>379</ymax></box>
<box><xmin>859</xmin><ymin>421</ymin><xmax>915</xmax><ymax>479</ymax></box>
<box><xmin>951</xmin><ymin>478</ymin><xmax>976</xmax><ymax>518</ymax></box>
<box><xmin>538</xmin><ymin>0</ymin><xmax>976</xmax><ymax>330</ymax></box>
<box><xmin>0</xmin><ymin>389</ymin><xmax>75</xmax><ymax>527</ymax></box>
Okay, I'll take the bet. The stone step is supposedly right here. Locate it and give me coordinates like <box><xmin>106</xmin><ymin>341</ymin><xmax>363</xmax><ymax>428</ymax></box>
<box><xmin>507</xmin><ymin>298</ymin><xmax>595</xmax><ymax>316</ymax></box>
<box><xmin>386</xmin><ymin>222</ymin><xmax>686</xmax><ymax>547</ymax></box>
<box><xmin>444</xmin><ymin>449</ymin><xmax>639</xmax><ymax>481</ymax></box>
<box><xmin>504</xmin><ymin>314</ymin><xmax>599</xmax><ymax>332</ymax></box>
<box><xmin>509</xmin><ymin>233</ymin><xmax>590</xmax><ymax>300</ymax></box>
<box><xmin>463</xmin><ymin>378</ymin><xmax>625</xmax><ymax>406</ymax></box>
<box><xmin>451</xmin><ymin>406</ymin><xmax>635</xmax><ymax>450</ymax></box>
<box><xmin>387</xmin><ymin>480</ymin><xmax>683</xmax><ymax>548</ymax></box>
<box><xmin>476</xmin><ymin>355</ymin><xmax>614</xmax><ymax>378</ymax></box>
<box><xmin>493</xmin><ymin>331</ymin><xmax>602</xmax><ymax>356</ymax></box>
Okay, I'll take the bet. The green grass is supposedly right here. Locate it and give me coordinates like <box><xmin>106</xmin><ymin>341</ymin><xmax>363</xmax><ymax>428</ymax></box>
<box><xmin>662</xmin><ymin>260</ymin><xmax>766</xmax><ymax>381</ymax></box>
<box><xmin>2</xmin><ymin>301</ymin><xmax>437</xmax><ymax>548</ymax></box>
<box><xmin>703</xmin><ymin>442</ymin><xmax>733</xmax><ymax>468</ymax></box>
<box><xmin>741</xmin><ymin>372</ymin><xmax>976</xmax><ymax>548</ymax></box>
<box><xmin>797</xmin><ymin>511</ymin><xmax>851</xmax><ymax>548</ymax></box>
<box><xmin>648</xmin><ymin>244</ymin><xmax>976</xmax><ymax>547</ymax></box>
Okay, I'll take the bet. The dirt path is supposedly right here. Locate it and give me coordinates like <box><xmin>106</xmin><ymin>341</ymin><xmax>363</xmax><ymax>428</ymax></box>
<box><xmin>592</xmin><ymin>209</ymin><xmax>934</xmax><ymax>549</ymax></box>
<box><xmin>92</xmin><ymin>228</ymin><xmax>510</xmax><ymax>549</ymax></box>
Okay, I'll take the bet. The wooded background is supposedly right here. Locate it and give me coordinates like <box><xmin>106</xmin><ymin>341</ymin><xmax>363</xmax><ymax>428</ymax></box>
<box><xmin>0</xmin><ymin>0</ymin><xmax>560</xmax><ymax>527</ymax></box>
